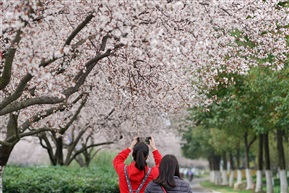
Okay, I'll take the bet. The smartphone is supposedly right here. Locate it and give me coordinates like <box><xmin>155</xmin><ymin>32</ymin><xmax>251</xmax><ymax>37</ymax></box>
<box><xmin>137</xmin><ymin>137</ymin><xmax>151</xmax><ymax>144</ymax></box>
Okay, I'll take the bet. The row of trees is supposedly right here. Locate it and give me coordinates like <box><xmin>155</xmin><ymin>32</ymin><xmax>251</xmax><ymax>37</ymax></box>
<box><xmin>182</xmin><ymin>2</ymin><xmax>289</xmax><ymax>191</ymax></box>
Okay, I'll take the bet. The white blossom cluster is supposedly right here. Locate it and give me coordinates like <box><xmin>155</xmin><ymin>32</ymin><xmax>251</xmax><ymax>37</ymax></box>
<box><xmin>1</xmin><ymin>0</ymin><xmax>288</xmax><ymax>139</ymax></box>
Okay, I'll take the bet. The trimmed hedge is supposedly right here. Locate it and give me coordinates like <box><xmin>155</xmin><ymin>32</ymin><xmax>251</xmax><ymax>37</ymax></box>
<box><xmin>3</xmin><ymin>165</ymin><xmax>120</xmax><ymax>193</ymax></box>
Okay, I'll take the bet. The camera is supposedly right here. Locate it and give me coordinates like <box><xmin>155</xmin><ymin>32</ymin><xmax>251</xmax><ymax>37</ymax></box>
<box><xmin>137</xmin><ymin>137</ymin><xmax>151</xmax><ymax>144</ymax></box>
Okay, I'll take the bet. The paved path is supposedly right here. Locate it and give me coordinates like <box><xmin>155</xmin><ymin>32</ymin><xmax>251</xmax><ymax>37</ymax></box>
<box><xmin>185</xmin><ymin>177</ymin><xmax>214</xmax><ymax>193</ymax></box>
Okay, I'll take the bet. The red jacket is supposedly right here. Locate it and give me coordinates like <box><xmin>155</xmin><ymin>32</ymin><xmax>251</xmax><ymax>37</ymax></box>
<box><xmin>113</xmin><ymin>148</ymin><xmax>162</xmax><ymax>193</ymax></box>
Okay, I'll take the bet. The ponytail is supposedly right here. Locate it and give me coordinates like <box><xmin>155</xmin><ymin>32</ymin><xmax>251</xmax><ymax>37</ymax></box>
<box><xmin>136</xmin><ymin>151</ymin><xmax>146</xmax><ymax>170</ymax></box>
<box><xmin>132</xmin><ymin>142</ymin><xmax>149</xmax><ymax>172</ymax></box>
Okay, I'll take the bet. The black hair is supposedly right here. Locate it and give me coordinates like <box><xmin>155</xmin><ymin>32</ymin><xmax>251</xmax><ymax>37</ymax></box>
<box><xmin>153</xmin><ymin>154</ymin><xmax>181</xmax><ymax>188</ymax></box>
<box><xmin>132</xmin><ymin>142</ymin><xmax>149</xmax><ymax>172</ymax></box>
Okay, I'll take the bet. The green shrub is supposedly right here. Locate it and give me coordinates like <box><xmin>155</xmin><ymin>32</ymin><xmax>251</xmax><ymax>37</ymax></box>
<box><xmin>3</xmin><ymin>160</ymin><xmax>120</xmax><ymax>193</ymax></box>
<box><xmin>3</xmin><ymin>165</ymin><xmax>119</xmax><ymax>193</ymax></box>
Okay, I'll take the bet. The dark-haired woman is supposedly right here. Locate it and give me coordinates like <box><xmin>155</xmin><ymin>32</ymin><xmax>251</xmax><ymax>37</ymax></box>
<box><xmin>113</xmin><ymin>136</ymin><xmax>162</xmax><ymax>193</ymax></box>
<box><xmin>144</xmin><ymin>154</ymin><xmax>192</xmax><ymax>193</ymax></box>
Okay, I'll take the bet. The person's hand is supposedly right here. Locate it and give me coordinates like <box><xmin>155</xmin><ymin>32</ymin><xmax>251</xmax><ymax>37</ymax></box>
<box><xmin>149</xmin><ymin>136</ymin><xmax>157</xmax><ymax>151</ymax></box>
<box><xmin>129</xmin><ymin>137</ymin><xmax>138</xmax><ymax>150</ymax></box>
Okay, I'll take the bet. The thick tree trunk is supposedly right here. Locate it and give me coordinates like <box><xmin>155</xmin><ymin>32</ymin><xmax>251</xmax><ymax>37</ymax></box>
<box><xmin>0</xmin><ymin>114</ymin><xmax>19</xmax><ymax>193</ymax></box>
<box><xmin>277</xmin><ymin>129</ymin><xmax>288</xmax><ymax>193</ymax></box>
<box><xmin>213</xmin><ymin>154</ymin><xmax>221</xmax><ymax>185</ymax></box>
<box><xmin>237</xmin><ymin>170</ymin><xmax>242</xmax><ymax>183</ymax></box>
<box><xmin>208</xmin><ymin>154</ymin><xmax>221</xmax><ymax>184</ymax></box>
<box><xmin>0</xmin><ymin>114</ymin><xmax>19</xmax><ymax>166</ymax></box>
<box><xmin>279</xmin><ymin>170</ymin><xmax>288</xmax><ymax>193</ymax></box>
<box><xmin>0</xmin><ymin>145</ymin><xmax>14</xmax><ymax>166</ymax></box>
<box><xmin>264</xmin><ymin>133</ymin><xmax>273</xmax><ymax>193</ymax></box>
<box><xmin>245</xmin><ymin>169</ymin><xmax>253</xmax><ymax>190</ymax></box>
<box><xmin>255</xmin><ymin>134</ymin><xmax>263</xmax><ymax>192</ymax></box>
<box><xmin>265</xmin><ymin>170</ymin><xmax>273</xmax><ymax>193</ymax></box>
<box><xmin>55</xmin><ymin>137</ymin><xmax>64</xmax><ymax>165</ymax></box>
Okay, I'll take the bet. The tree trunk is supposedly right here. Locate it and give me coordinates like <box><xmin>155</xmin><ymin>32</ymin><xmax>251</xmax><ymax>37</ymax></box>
<box><xmin>212</xmin><ymin>154</ymin><xmax>221</xmax><ymax>185</ymax></box>
<box><xmin>229</xmin><ymin>151</ymin><xmax>235</xmax><ymax>187</ymax></box>
<box><xmin>75</xmin><ymin>149</ymin><xmax>92</xmax><ymax>167</ymax></box>
<box><xmin>221</xmin><ymin>152</ymin><xmax>228</xmax><ymax>185</ymax></box>
<box><xmin>75</xmin><ymin>155</ymin><xmax>85</xmax><ymax>167</ymax></box>
<box><xmin>39</xmin><ymin>133</ymin><xmax>57</xmax><ymax>165</ymax></box>
<box><xmin>55</xmin><ymin>137</ymin><xmax>64</xmax><ymax>165</ymax></box>
<box><xmin>0</xmin><ymin>114</ymin><xmax>19</xmax><ymax>166</ymax></box>
<box><xmin>244</xmin><ymin>132</ymin><xmax>254</xmax><ymax>190</ymax></box>
<box><xmin>277</xmin><ymin>128</ymin><xmax>288</xmax><ymax>193</ymax></box>
<box><xmin>255</xmin><ymin>133</ymin><xmax>263</xmax><ymax>193</ymax></box>
<box><xmin>264</xmin><ymin>133</ymin><xmax>273</xmax><ymax>193</ymax></box>
<box><xmin>208</xmin><ymin>156</ymin><xmax>214</xmax><ymax>183</ymax></box>
<box><xmin>0</xmin><ymin>145</ymin><xmax>14</xmax><ymax>167</ymax></box>
<box><xmin>0</xmin><ymin>114</ymin><xmax>19</xmax><ymax>193</ymax></box>
<box><xmin>0</xmin><ymin>166</ymin><xmax>4</xmax><ymax>193</ymax></box>
<box><xmin>236</xmin><ymin>145</ymin><xmax>242</xmax><ymax>183</ymax></box>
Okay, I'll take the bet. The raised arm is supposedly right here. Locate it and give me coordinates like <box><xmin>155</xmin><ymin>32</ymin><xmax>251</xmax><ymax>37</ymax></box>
<box><xmin>112</xmin><ymin>137</ymin><xmax>138</xmax><ymax>171</ymax></box>
<box><xmin>112</xmin><ymin>148</ymin><xmax>131</xmax><ymax>171</ymax></box>
<box><xmin>149</xmin><ymin>136</ymin><xmax>162</xmax><ymax>166</ymax></box>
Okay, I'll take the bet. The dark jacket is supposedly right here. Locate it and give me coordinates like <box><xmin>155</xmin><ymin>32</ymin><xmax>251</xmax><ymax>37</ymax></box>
<box><xmin>113</xmin><ymin>148</ymin><xmax>162</xmax><ymax>193</ymax></box>
<box><xmin>144</xmin><ymin>176</ymin><xmax>192</xmax><ymax>193</ymax></box>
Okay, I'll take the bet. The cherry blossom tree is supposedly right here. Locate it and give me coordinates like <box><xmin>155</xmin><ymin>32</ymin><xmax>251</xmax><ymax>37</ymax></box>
<box><xmin>1</xmin><ymin>0</ymin><xmax>289</xmax><ymax>192</ymax></box>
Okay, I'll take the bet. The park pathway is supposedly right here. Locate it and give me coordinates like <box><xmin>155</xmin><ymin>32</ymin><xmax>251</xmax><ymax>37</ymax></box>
<box><xmin>185</xmin><ymin>177</ymin><xmax>214</xmax><ymax>193</ymax></box>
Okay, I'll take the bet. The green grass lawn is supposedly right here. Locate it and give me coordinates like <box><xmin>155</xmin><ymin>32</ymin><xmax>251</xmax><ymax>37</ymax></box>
<box><xmin>200</xmin><ymin>181</ymin><xmax>252</xmax><ymax>193</ymax></box>
<box><xmin>200</xmin><ymin>178</ymin><xmax>289</xmax><ymax>193</ymax></box>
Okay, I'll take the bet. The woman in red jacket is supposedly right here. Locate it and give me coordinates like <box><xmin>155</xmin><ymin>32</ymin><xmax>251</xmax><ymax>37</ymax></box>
<box><xmin>113</xmin><ymin>136</ymin><xmax>162</xmax><ymax>193</ymax></box>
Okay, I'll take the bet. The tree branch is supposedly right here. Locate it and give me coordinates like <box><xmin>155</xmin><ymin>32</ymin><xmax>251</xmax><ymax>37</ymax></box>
<box><xmin>99</xmin><ymin>35</ymin><xmax>112</xmax><ymax>51</ymax></box>
<box><xmin>0</xmin><ymin>141</ymin><xmax>14</xmax><ymax>146</ymax></box>
<box><xmin>6</xmin><ymin>127</ymin><xmax>56</xmax><ymax>142</ymax></box>
<box><xmin>67</xmin><ymin>141</ymin><xmax>114</xmax><ymax>165</ymax></box>
<box><xmin>1</xmin><ymin>40</ymin><xmax>121</xmax><ymax>116</ymax></box>
<box><xmin>248</xmin><ymin>134</ymin><xmax>257</xmax><ymax>148</ymax></box>
<box><xmin>39</xmin><ymin>12</ymin><xmax>94</xmax><ymax>68</ymax></box>
<box><xmin>39</xmin><ymin>56</ymin><xmax>59</xmax><ymax>68</ymax></box>
<box><xmin>18</xmin><ymin>104</ymin><xmax>66</xmax><ymax>132</ymax></box>
<box><xmin>65</xmin><ymin>12</ymin><xmax>94</xmax><ymax>46</ymax></box>
<box><xmin>0</xmin><ymin>73</ymin><xmax>33</xmax><ymax>110</ymax></box>
<box><xmin>0</xmin><ymin>30</ymin><xmax>22</xmax><ymax>90</ymax></box>
<box><xmin>18</xmin><ymin>93</ymin><xmax>86</xmax><ymax>133</ymax></box>
<box><xmin>65</xmin><ymin>129</ymin><xmax>86</xmax><ymax>165</ymax></box>
<box><xmin>38</xmin><ymin>132</ymin><xmax>57</xmax><ymax>165</ymax></box>
<box><xmin>60</xmin><ymin>94</ymin><xmax>88</xmax><ymax>134</ymax></box>
<box><xmin>0</xmin><ymin>96</ymin><xmax>64</xmax><ymax>116</ymax></box>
